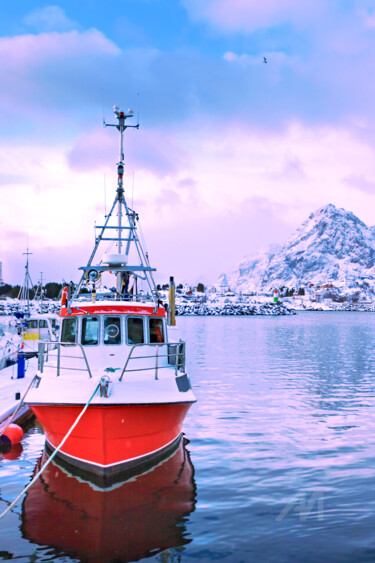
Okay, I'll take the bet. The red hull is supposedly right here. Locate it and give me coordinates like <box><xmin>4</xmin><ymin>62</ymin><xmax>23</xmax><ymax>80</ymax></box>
<box><xmin>30</xmin><ymin>403</ymin><xmax>192</xmax><ymax>468</ymax></box>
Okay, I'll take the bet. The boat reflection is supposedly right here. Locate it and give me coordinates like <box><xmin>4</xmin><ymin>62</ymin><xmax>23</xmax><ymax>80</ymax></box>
<box><xmin>21</xmin><ymin>437</ymin><xmax>196</xmax><ymax>562</ymax></box>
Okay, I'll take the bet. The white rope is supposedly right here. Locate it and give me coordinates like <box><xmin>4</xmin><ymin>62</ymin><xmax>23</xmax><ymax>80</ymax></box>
<box><xmin>0</xmin><ymin>381</ymin><xmax>100</xmax><ymax>520</ymax></box>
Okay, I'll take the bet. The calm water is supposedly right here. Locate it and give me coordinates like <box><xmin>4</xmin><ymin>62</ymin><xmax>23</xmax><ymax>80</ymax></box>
<box><xmin>1</xmin><ymin>312</ymin><xmax>375</xmax><ymax>562</ymax></box>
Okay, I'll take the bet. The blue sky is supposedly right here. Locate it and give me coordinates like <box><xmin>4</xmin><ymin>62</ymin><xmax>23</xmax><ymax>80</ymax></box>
<box><xmin>2</xmin><ymin>1</ymin><xmax>375</xmax><ymax>285</ymax></box>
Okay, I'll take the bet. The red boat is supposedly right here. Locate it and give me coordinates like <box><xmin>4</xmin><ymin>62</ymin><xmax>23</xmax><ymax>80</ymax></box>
<box><xmin>26</xmin><ymin>106</ymin><xmax>196</xmax><ymax>486</ymax></box>
<box><xmin>21</xmin><ymin>439</ymin><xmax>196</xmax><ymax>561</ymax></box>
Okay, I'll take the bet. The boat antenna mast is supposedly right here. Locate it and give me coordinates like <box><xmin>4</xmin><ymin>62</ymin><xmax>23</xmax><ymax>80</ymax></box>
<box><xmin>73</xmin><ymin>105</ymin><xmax>160</xmax><ymax>303</ymax></box>
<box><xmin>105</xmin><ymin>106</ymin><xmax>139</xmax><ymax>255</ymax></box>
<box><xmin>18</xmin><ymin>246</ymin><xmax>34</xmax><ymax>315</ymax></box>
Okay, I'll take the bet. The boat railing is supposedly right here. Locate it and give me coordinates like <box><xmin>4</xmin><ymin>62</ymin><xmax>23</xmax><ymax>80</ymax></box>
<box><xmin>76</xmin><ymin>293</ymin><xmax>155</xmax><ymax>303</ymax></box>
<box><xmin>119</xmin><ymin>341</ymin><xmax>186</xmax><ymax>381</ymax></box>
<box><xmin>38</xmin><ymin>341</ymin><xmax>93</xmax><ymax>378</ymax></box>
<box><xmin>37</xmin><ymin>340</ymin><xmax>185</xmax><ymax>381</ymax></box>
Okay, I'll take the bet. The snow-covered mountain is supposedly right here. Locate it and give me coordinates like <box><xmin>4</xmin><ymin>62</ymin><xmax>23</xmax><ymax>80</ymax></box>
<box><xmin>218</xmin><ymin>204</ymin><xmax>375</xmax><ymax>292</ymax></box>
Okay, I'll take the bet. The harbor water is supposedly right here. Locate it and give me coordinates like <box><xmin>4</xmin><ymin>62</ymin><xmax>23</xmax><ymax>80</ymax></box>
<box><xmin>1</xmin><ymin>312</ymin><xmax>375</xmax><ymax>562</ymax></box>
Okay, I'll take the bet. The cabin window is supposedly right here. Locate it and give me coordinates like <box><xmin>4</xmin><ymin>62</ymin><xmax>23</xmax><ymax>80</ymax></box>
<box><xmin>39</xmin><ymin>320</ymin><xmax>48</xmax><ymax>329</ymax></box>
<box><xmin>27</xmin><ymin>320</ymin><xmax>38</xmax><ymax>329</ymax></box>
<box><xmin>104</xmin><ymin>317</ymin><xmax>121</xmax><ymax>345</ymax></box>
<box><xmin>61</xmin><ymin>317</ymin><xmax>77</xmax><ymax>343</ymax></box>
<box><xmin>127</xmin><ymin>317</ymin><xmax>144</xmax><ymax>345</ymax></box>
<box><xmin>149</xmin><ymin>318</ymin><xmax>164</xmax><ymax>343</ymax></box>
<box><xmin>81</xmin><ymin>316</ymin><xmax>99</xmax><ymax>346</ymax></box>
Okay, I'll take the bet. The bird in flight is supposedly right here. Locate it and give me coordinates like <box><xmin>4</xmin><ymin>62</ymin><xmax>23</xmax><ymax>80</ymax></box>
<box><xmin>263</xmin><ymin>56</ymin><xmax>267</xmax><ymax>64</ymax></box>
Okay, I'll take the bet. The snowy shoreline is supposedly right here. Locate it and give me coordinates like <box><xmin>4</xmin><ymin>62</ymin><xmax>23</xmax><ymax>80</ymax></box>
<box><xmin>176</xmin><ymin>302</ymin><xmax>296</xmax><ymax>316</ymax></box>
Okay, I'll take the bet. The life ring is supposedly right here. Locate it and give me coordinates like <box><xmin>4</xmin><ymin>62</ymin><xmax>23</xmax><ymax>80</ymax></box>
<box><xmin>105</xmin><ymin>324</ymin><xmax>120</xmax><ymax>339</ymax></box>
<box><xmin>61</xmin><ymin>285</ymin><xmax>69</xmax><ymax>307</ymax></box>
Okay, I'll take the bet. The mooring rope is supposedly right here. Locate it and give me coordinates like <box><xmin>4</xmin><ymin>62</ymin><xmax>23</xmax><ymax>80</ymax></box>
<box><xmin>0</xmin><ymin>381</ymin><xmax>100</xmax><ymax>520</ymax></box>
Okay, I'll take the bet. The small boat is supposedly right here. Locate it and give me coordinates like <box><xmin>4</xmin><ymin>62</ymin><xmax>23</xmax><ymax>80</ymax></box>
<box><xmin>15</xmin><ymin>258</ymin><xmax>60</xmax><ymax>356</ymax></box>
<box><xmin>26</xmin><ymin>106</ymin><xmax>196</xmax><ymax>485</ymax></box>
<box><xmin>20</xmin><ymin>313</ymin><xmax>59</xmax><ymax>356</ymax></box>
<box><xmin>0</xmin><ymin>323</ymin><xmax>22</xmax><ymax>370</ymax></box>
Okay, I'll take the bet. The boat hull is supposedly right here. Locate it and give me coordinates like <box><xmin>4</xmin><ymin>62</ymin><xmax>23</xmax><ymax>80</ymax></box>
<box><xmin>30</xmin><ymin>402</ymin><xmax>193</xmax><ymax>487</ymax></box>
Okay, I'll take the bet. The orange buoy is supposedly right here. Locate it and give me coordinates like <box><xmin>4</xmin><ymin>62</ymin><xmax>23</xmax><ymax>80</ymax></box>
<box><xmin>61</xmin><ymin>285</ymin><xmax>69</xmax><ymax>307</ymax></box>
<box><xmin>0</xmin><ymin>423</ymin><xmax>24</xmax><ymax>445</ymax></box>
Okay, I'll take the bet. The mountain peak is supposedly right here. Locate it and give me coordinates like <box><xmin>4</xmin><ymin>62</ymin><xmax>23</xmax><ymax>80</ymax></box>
<box><xmin>220</xmin><ymin>205</ymin><xmax>375</xmax><ymax>292</ymax></box>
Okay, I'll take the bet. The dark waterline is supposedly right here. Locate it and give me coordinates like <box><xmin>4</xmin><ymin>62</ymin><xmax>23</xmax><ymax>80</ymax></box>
<box><xmin>1</xmin><ymin>312</ymin><xmax>375</xmax><ymax>562</ymax></box>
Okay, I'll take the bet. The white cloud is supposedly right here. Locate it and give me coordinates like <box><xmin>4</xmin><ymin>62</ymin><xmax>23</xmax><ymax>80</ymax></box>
<box><xmin>23</xmin><ymin>6</ymin><xmax>77</xmax><ymax>32</ymax></box>
<box><xmin>183</xmin><ymin>0</ymin><xmax>326</xmax><ymax>32</ymax></box>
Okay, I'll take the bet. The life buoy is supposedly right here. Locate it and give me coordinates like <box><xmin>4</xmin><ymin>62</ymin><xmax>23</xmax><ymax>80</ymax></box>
<box><xmin>61</xmin><ymin>285</ymin><xmax>69</xmax><ymax>307</ymax></box>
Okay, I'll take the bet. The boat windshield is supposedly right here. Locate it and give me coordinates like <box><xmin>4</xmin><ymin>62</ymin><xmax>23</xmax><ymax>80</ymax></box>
<box><xmin>127</xmin><ymin>317</ymin><xmax>144</xmax><ymax>345</ymax></box>
<box><xmin>60</xmin><ymin>314</ymin><xmax>166</xmax><ymax>346</ymax></box>
<box><xmin>81</xmin><ymin>317</ymin><xmax>99</xmax><ymax>346</ymax></box>
<box><xmin>149</xmin><ymin>318</ymin><xmax>164</xmax><ymax>343</ymax></box>
<box><xmin>61</xmin><ymin>317</ymin><xmax>77</xmax><ymax>343</ymax></box>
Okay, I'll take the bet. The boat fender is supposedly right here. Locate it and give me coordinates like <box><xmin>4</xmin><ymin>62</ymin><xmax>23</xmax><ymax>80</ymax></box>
<box><xmin>61</xmin><ymin>285</ymin><xmax>69</xmax><ymax>307</ymax></box>
<box><xmin>0</xmin><ymin>423</ymin><xmax>24</xmax><ymax>445</ymax></box>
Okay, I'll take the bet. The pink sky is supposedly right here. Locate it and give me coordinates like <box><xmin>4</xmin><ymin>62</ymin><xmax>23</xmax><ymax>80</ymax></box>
<box><xmin>2</xmin><ymin>2</ymin><xmax>375</xmax><ymax>285</ymax></box>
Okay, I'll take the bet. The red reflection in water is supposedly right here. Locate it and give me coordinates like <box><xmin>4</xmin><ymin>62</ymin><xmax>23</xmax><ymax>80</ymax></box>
<box><xmin>1</xmin><ymin>442</ymin><xmax>23</xmax><ymax>460</ymax></box>
<box><xmin>21</xmin><ymin>439</ymin><xmax>196</xmax><ymax>562</ymax></box>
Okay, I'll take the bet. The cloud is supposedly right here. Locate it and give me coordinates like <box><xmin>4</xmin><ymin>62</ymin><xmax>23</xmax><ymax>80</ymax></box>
<box><xmin>183</xmin><ymin>0</ymin><xmax>326</xmax><ymax>32</ymax></box>
<box><xmin>1</xmin><ymin>19</ymin><xmax>375</xmax><ymax>144</ymax></box>
<box><xmin>0</xmin><ymin>29</ymin><xmax>120</xmax><ymax>123</ymax></box>
<box><xmin>343</xmin><ymin>174</ymin><xmax>375</xmax><ymax>195</ymax></box>
<box><xmin>0</xmin><ymin>29</ymin><xmax>119</xmax><ymax>68</ymax></box>
<box><xmin>23</xmin><ymin>6</ymin><xmax>77</xmax><ymax>32</ymax></box>
<box><xmin>223</xmin><ymin>50</ymin><xmax>297</xmax><ymax>68</ymax></box>
<box><xmin>67</xmin><ymin>126</ymin><xmax>188</xmax><ymax>177</ymax></box>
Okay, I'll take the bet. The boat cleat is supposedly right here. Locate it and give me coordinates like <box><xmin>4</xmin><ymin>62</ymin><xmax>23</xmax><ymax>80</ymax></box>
<box><xmin>99</xmin><ymin>374</ymin><xmax>113</xmax><ymax>398</ymax></box>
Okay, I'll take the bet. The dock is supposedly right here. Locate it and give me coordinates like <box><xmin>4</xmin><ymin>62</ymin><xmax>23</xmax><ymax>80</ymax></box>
<box><xmin>0</xmin><ymin>358</ymin><xmax>38</xmax><ymax>428</ymax></box>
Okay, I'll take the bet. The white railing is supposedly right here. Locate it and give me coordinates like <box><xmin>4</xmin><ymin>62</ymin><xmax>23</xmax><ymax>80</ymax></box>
<box><xmin>38</xmin><ymin>340</ymin><xmax>186</xmax><ymax>381</ymax></box>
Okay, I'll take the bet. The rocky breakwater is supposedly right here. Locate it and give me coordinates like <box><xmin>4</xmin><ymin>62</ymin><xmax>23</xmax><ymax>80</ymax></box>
<box><xmin>176</xmin><ymin>302</ymin><xmax>295</xmax><ymax>316</ymax></box>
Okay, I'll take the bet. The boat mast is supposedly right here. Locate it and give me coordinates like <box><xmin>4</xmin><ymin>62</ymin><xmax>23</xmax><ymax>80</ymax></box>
<box><xmin>72</xmin><ymin>106</ymin><xmax>159</xmax><ymax>303</ymax></box>
<box><xmin>18</xmin><ymin>246</ymin><xmax>34</xmax><ymax>315</ymax></box>
<box><xmin>34</xmin><ymin>271</ymin><xmax>44</xmax><ymax>313</ymax></box>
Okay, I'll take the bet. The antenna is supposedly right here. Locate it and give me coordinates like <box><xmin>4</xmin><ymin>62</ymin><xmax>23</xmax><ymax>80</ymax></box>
<box><xmin>104</xmin><ymin>174</ymin><xmax>107</xmax><ymax>217</ymax></box>
<box><xmin>137</xmin><ymin>92</ymin><xmax>140</xmax><ymax>128</ymax></box>
<box><xmin>101</xmin><ymin>88</ymin><xmax>105</xmax><ymax>127</ymax></box>
<box><xmin>132</xmin><ymin>171</ymin><xmax>135</xmax><ymax>209</ymax></box>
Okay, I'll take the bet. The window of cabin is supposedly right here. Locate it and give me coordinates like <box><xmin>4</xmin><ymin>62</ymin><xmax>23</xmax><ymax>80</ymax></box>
<box><xmin>127</xmin><ymin>317</ymin><xmax>144</xmax><ymax>345</ymax></box>
<box><xmin>28</xmin><ymin>320</ymin><xmax>38</xmax><ymax>329</ymax></box>
<box><xmin>149</xmin><ymin>318</ymin><xmax>164</xmax><ymax>343</ymax></box>
<box><xmin>61</xmin><ymin>317</ymin><xmax>77</xmax><ymax>343</ymax></box>
<box><xmin>104</xmin><ymin>317</ymin><xmax>121</xmax><ymax>345</ymax></box>
<box><xmin>39</xmin><ymin>320</ymin><xmax>48</xmax><ymax>329</ymax></box>
<box><xmin>81</xmin><ymin>316</ymin><xmax>99</xmax><ymax>346</ymax></box>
